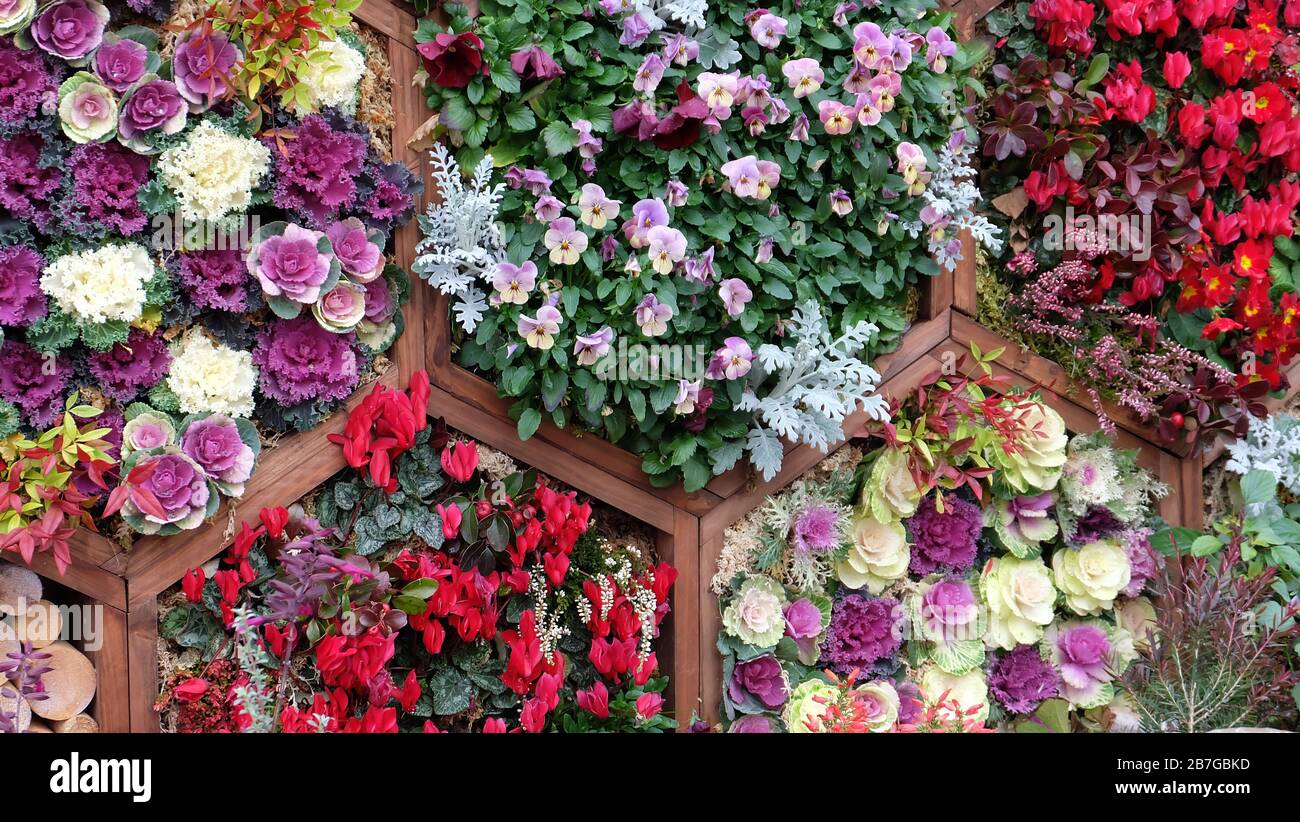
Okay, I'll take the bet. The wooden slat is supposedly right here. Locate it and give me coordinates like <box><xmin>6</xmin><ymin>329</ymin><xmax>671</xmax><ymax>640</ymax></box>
<box><xmin>953</xmin><ymin>229</ymin><xmax>979</xmax><ymax>316</ymax></box>
<box><xmin>82</xmin><ymin>602</ymin><xmax>131</xmax><ymax>733</ymax></box>
<box><xmin>353</xmin><ymin>0</ymin><xmax>419</xmax><ymax>49</ymax></box>
<box><xmin>22</xmin><ymin>550</ymin><xmax>127</xmax><ymax>612</ymax></box>
<box><xmin>697</xmin><ymin>530</ymin><xmax>724</xmax><ymax>727</ymax></box>
<box><xmin>438</xmin><ymin>365</ymin><xmax>725</xmax><ymax>514</ymax></box>
<box><xmin>127</xmin><ymin>597</ymin><xmax>160</xmax><ymax>733</ymax></box>
<box><xmin>919</xmin><ymin>262</ymin><xmax>954</xmax><ymax>322</ymax></box>
<box><xmin>656</xmin><ymin>509</ymin><xmax>701</xmax><ymax>728</ymax></box>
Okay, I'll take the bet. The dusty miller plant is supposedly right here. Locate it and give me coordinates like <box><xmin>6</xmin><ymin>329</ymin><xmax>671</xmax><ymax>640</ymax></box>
<box><xmin>739</xmin><ymin>300</ymin><xmax>890</xmax><ymax>481</ymax></box>
<box><xmin>413</xmin><ymin>143</ymin><xmax>505</xmax><ymax>334</ymax></box>
<box><xmin>633</xmin><ymin>0</ymin><xmax>708</xmax><ymax>30</ymax></box>
<box><xmin>1225</xmin><ymin>413</ymin><xmax>1300</xmax><ymax>495</ymax></box>
<box><xmin>900</xmin><ymin>131</ymin><xmax>1003</xmax><ymax>272</ymax></box>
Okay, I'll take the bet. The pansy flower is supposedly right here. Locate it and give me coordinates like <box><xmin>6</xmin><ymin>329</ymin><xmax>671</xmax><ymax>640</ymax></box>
<box><xmin>577</xmin><ymin>184</ymin><xmax>621</xmax><ymax>230</ymax></box>
<box><xmin>661</xmin><ymin>32</ymin><xmax>698</xmax><ymax>66</ymax></box>
<box><xmin>924</xmin><ymin>27</ymin><xmax>956</xmax><ymax>72</ymax></box>
<box><xmin>719</xmin><ymin>278</ymin><xmax>753</xmax><ymax>318</ymax></box>
<box><xmin>624</xmin><ymin>198</ymin><xmax>669</xmax><ymax>248</ymax></box>
<box><xmin>633</xmin><ymin>52</ymin><xmax>666</xmax><ymax>95</ymax></box>
<box><xmin>646</xmin><ymin>225</ymin><xmax>687</xmax><ymax>274</ymax></box>
<box><xmin>673</xmin><ymin>379</ymin><xmax>702</xmax><ymax>414</ymax></box>
<box><xmin>782</xmin><ymin>58</ymin><xmax>824</xmax><ymax>98</ymax></box>
<box><xmin>493</xmin><ymin>261</ymin><xmax>537</xmax><ymax>305</ymax></box>
<box><xmin>518</xmin><ymin>305</ymin><xmax>562</xmax><ymax>350</ymax></box>
<box><xmin>574</xmin><ymin>326</ymin><xmax>614</xmax><ymax>366</ymax></box>
<box><xmin>697</xmin><ymin>72</ymin><xmax>738</xmax><ymax>116</ymax></box>
<box><xmin>706</xmin><ymin>336</ymin><xmax>754</xmax><ymax>380</ymax></box>
<box><xmin>749</xmin><ymin>11</ymin><xmax>788</xmax><ymax>48</ymax></box>
<box><xmin>634</xmin><ymin>294</ymin><xmax>672</xmax><ymax>336</ymax></box>
<box><xmin>853</xmin><ymin>22</ymin><xmax>893</xmax><ymax>69</ymax></box>
<box><xmin>829</xmin><ymin>188</ymin><xmax>853</xmax><ymax>216</ymax></box>
<box><xmin>819</xmin><ymin>99</ymin><xmax>855</xmax><ymax>135</ymax></box>
<box><xmin>544</xmin><ymin>217</ymin><xmax>588</xmax><ymax>265</ymax></box>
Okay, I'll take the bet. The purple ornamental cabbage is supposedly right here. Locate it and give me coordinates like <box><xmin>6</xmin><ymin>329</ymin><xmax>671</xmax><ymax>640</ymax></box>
<box><xmin>0</xmin><ymin>40</ymin><xmax>59</xmax><ymax>127</ymax></box>
<box><xmin>1121</xmin><ymin>529</ymin><xmax>1159</xmax><ymax>597</ymax></box>
<box><xmin>171</xmin><ymin>28</ymin><xmax>241</xmax><ymax>110</ymax></box>
<box><xmin>125</xmin><ymin>450</ymin><xmax>211</xmax><ymax>531</ymax></box>
<box><xmin>820</xmin><ymin>593</ymin><xmax>902</xmax><ymax>676</ymax></box>
<box><xmin>117</xmin><ymin>77</ymin><xmax>187</xmax><ymax>148</ymax></box>
<box><xmin>251</xmin><ymin>223</ymin><xmax>332</xmax><ymax>304</ymax></box>
<box><xmin>325</xmin><ymin>218</ymin><xmax>382</xmax><ymax>280</ymax></box>
<box><xmin>728</xmin><ymin>654</ymin><xmax>787</xmax><ymax>710</ymax></box>
<box><xmin>908</xmin><ymin>494</ymin><xmax>982</xmax><ymax>575</ymax></box>
<box><xmin>728</xmin><ymin>714</ymin><xmax>778</xmax><ymax>733</ymax></box>
<box><xmin>792</xmin><ymin>504</ymin><xmax>842</xmax><ymax>554</ymax></box>
<box><xmin>92</xmin><ymin>37</ymin><xmax>148</xmax><ymax>93</ymax></box>
<box><xmin>66</xmin><ymin>141</ymin><xmax>150</xmax><ymax>236</ymax></box>
<box><xmin>0</xmin><ymin>133</ymin><xmax>64</xmax><ymax>234</ymax></box>
<box><xmin>1051</xmin><ymin>622</ymin><xmax>1113</xmax><ymax>706</ymax></box>
<box><xmin>783</xmin><ymin>597</ymin><xmax>822</xmax><ymax>661</ymax></box>
<box><xmin>253</xmin><ymin>316</ymin><xmax>360</xmax><ymax>407</ymax></box>
<box><xmin>987</xmin><ymin>645</ymin><xmax>1060</xmax><ymax>714</ymax></box>
<box><xmin>0</xmin><ymin>340</ymin><xmax>70</xmax><ymax>427</ymax></box>
<box><xmin>181</xmin><ymin>415</ymin><xmax>255</xmax><ymax>490</ymax></box>
<box><xmin>178</xmin><ymin>249</ymin><xmax>249</xmax><ymax>312</ymax></box>
<box><xmin>269</xmin><ymin>114</ymin><xmax>367</xmax><ymax>227</ymax></box>
<box><xmin>30</xmin><ymin>0</ymin><xmax>110</xmax><ymax>61</ymax></box>
<box><xmin>0</xmin><ymin>245</ymin><xmax>47</xmax><ymax>327</ymax></box>
<box><xmin>1071</xmin><ymin>505</ymin><xmax>1125</xmax><ymax>545</ymax></box>
<box><xmin>85</xmin><ymin>327</ymin><xmax>171</xmax><ymax>401</ymax></box>
<box><xmin>361</xmin><ymin>277</ymin><xmax>395</xmax><ymax>324</ymax></box>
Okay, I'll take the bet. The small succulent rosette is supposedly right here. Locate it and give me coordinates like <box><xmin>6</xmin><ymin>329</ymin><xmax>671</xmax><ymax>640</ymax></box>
<box><xmin>247</xmin><ymin>220</ymin><xmax>343</xmax><ymax>321</ymax></box>
<box><xmin>118</xmin><ymin>403</ymin><xmax>261</xmax><ymax>534</ymax></box>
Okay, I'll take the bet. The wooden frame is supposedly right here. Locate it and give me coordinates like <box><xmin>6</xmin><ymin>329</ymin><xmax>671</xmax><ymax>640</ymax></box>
<box><xmin>694</xmin><ymin>329</ymin><xmax>1203</xmax><ymax>726</ymax></box>
<box><xmin>5</xmin><ymin>0</ymin><xmax>431</xmax><ymax>732</ymax></box>
<box><xmin>429</xmin><ymin>383</ymin><xmax>702</xmax><ymax>725</ymax></box>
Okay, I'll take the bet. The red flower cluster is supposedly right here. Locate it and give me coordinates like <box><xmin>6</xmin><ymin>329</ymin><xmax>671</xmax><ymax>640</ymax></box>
<box><xmin>396</xmin><ymin>548</ymin><xmax>503</xmax><ymax>652</ymax></box>
<box><xmin>582</xmin><ymin>560</ymin><xmax>676</xmax><ymax>684</ymax></box>
<box><xmin>328</xmin><ymin>370</ymin><xmax>430</xmax><ymax>493</ymax></box>
<box><xmin>279</xmin><ymin>688</ymin><xmax>398</xmax><ymax>734</ymax></box>
<box><xmin>1008</xmin><ymin>0</ymin><xmax>1300</xmax><ymax>396</ymax></box>
<box><xmin>314</xmin><ymin>622</ymin><xmax>398</xmax><ymax>693</ymax></box>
